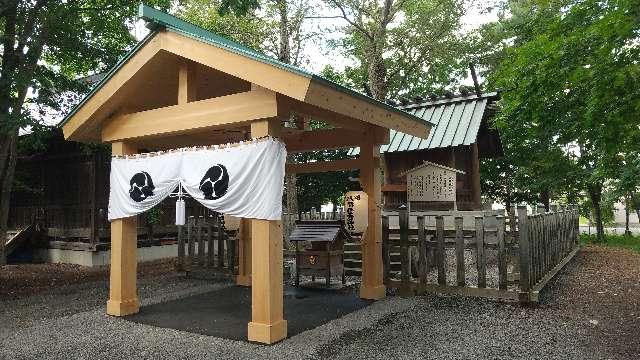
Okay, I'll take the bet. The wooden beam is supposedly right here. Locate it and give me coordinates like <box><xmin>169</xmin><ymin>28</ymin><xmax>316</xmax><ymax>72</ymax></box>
<box><xmin>282</xmin><ymin>128</ymin><xmax>367</xmax><ymax>153</ymax></box>
<box><xmin>62</xmin><ymin>35</ymin><xmax>163</xmax><ymax>141</ymax></box>
<box><xmin>305</xmin><ymin>81</ymin><xmax>431</xmax><ymax>138</ymax></box>
<box><xmin>286</xmin><ymin>158</ymin><xmax>361</xmax><ymax>174</ymax></box>
<box><xmin>164</xmin><ymin>30</ymin><xmax>310</xmax><ymax>101</ymax></box>
<box><xmin>102</xmin><ymin>89</ymin><xmax>278</xmax><ymax>142</ymax></box>
<box><xmin>178</xmin><ymin>59</ymin><xmax>197</xmax><ymax>104</ymax></box>
<box><xmin>247</xmin><ymin>118</ymin><xmax>287</xmax><ymax>344</ymax></box>
<box><xmin>277</xmin><ymin>95</ymin><xmax>365</xmax><ymax>131</ymax></box>
<box><xmin>106</xmin><ymin>141</ymin><xmax>139</xmax><ymax>317</ymax></box>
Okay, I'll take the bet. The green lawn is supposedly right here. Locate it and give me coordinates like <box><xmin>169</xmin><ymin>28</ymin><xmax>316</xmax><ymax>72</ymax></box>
<box><xmin>580</xmin><ymin>233</ymin><xmax>640</xmax><ymax>253</ymax></box>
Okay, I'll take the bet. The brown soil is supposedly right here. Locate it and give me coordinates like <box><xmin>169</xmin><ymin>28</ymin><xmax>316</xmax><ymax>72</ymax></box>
<box><xmin>542</xmin><ymin>245</ymin><xmax>640</xmax><ymax>358</ymax></box>
<box><xmin>0</xmin><ymin>258</ymin><xmax>178</xmax><ymax>300</ymax></box>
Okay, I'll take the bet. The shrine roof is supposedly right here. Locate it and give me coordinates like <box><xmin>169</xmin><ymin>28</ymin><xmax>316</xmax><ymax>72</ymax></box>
<box><xmin>348</xmin><ymin>91</ymin><xmax>499</xmax><ymax>155</ymax></box>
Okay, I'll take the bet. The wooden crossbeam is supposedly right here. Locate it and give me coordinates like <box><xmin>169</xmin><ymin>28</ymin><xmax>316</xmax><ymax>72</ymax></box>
<box><xmin>282</xmin><ymin>128</ymin><xmax>365</xmax><ymax>153</ymax></box>
<box><xmin>101</xmin><ymin>89</ymin><xmax>277</xmax><ymax>142</ymax></box>
<box><xmin>285</xmin><ymin>158</ymin><xmax>361</xmax><ymax>174</ymax></box>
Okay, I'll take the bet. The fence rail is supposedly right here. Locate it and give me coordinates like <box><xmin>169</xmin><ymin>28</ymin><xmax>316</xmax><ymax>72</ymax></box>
<box><xmin>383</xmin><ymin>205</ymin><xmax>579</xmax><ymax>302</ymax></box>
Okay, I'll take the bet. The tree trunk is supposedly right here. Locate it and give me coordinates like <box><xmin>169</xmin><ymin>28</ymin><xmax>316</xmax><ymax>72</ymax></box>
<box><xmin>0</xmin><ymin>131</ymin><xmax>18</xmax><ymax>265</ymax></box>
<box><xmin>587</xmin><ymin>183</ymin><xmax>605</xmax><ymax>243</ymax></box>
<box><xmin>625</xmin><ymin>193</ymin><xmax>631</xmax><ymax>236</ymax></box>
<box><xmin>540</xmin><ymin>189</ymin><xmax>550</xmax><ymax>211</ymax></box>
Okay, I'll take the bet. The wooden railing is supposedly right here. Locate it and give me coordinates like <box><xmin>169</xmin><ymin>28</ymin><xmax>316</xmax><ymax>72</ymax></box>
<box><xmin>382</xmin><ymin>205</ymin><xmax>579</xmax><ymax>302</ymax></box>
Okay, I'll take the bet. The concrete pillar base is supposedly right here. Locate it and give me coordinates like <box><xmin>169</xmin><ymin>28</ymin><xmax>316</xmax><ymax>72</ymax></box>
<box><xmin>359</xmin><ymin>284</ymin><xmax>386</xmax><ymax>300</ymax></box>
<box><xmin>247</xmin><ymin>319</ymin><xmax>287</xmax><ymax>344</ymax></box>
<box><xmin>106</xmin><ymin>298</ymin><xmax>140</xmax><ymax>316</ymax></box>
<box><xmin>236</xmin><ymin>274</ymin><xmax>252</xmax><ymax>287</ymax></box>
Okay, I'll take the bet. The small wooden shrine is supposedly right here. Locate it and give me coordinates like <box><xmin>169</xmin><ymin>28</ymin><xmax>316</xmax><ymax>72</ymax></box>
<box><xmin>290</xmin><ymin>220</ymin><xmax>350</xmax><ymax>287</ymax></box>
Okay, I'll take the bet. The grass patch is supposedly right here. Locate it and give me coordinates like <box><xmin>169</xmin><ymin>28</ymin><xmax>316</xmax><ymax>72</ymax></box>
<box><xmin>580</xmin><ymin>233</ymin><xmax>640</xmax><ymax>253</ymax></box>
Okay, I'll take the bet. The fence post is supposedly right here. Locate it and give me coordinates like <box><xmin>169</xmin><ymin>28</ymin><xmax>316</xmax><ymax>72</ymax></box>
<box><xmin>474</xmin><ymin>216</ymin><xmax>486</xmax><ymax>288</ymax></box>
<box><xmin>455</xmin><ymin>216</ymin><xmax>465</xmax><ymax>287</ymax></box>
<box><xmin>497</xmin><ymin>216</ymin><xmax>507</xmax><ymax>291</ymax></box>
<box><xmin>399</xmin><ymin>206</ymin><xmax>411</xmax><ymax>296</ymax></box>
<box><xmin>382</xmin><ymin>215</ymin><xmax>390</xmax><ymax>286</ymax></box>
<box><xmin>417</xmin><ymin>215</ymin><xmax>427</xmax><ymax>286</ymax></box>
<box><xmin>177</xmin><ymin>225</ymin><xmax>184</xmax><ymax>271</ymax></box>
<box><xmin>436</xmin><ymin>216</ymin><xmax>446</xmax><ymax>286</ymax></box>
<box><xmin>517</xmin><ymin>205</ymin><xmax>531</xmax><ymax>302</ymax></box>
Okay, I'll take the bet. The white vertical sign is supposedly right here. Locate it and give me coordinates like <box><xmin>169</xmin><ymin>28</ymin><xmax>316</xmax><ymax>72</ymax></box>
<box><xmin>344</xmin><ymin>191</ymin><xmax>368</xmax><ymax>234</ymax></box>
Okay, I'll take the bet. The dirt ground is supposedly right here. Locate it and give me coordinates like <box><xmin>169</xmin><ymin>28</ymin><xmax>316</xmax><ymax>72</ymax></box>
<box><xmin>0</xmin><ymin>258</ymin><xmax>178</xmax><ymax>300</ymax></box>
<box><xmin>539</xmin><ymin>245</ymin><xmax>640</xmax><ymax>358</ymax></box>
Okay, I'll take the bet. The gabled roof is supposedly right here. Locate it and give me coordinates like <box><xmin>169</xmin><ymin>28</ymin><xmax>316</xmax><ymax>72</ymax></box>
<box><xmin>348</xmin><ymin>92</ymin><xmax>499</xmax><ymax>155</ymax></box>
<box><xmin>401</xmin><ymin>160</ymin><xmax>466</xmax><ymax>176</ymax></box>
<box><xmin>59</xmin><ymin>4</ymin><xmax>432</xmax><ymax>142</ymax></box>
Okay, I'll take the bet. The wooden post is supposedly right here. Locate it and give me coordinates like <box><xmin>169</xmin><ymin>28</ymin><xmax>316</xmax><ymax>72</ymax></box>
<box><xmin>399</xmin><ymin>206</ymin><xmax>410</xmax><ymax>296</ymax></box>
<box><xmin>436</xmin><ymin>216</ymin><xmax>446</xmax><ymax>285</ymax></box>
<box><xmin>497</xmin><ymin>216</ymin><xmax>507</xmax><ymax>290</ymax></box>
<box><xmin>475</xmin><ymin>216</ymin><xmax>486</xmax><ymax>288</ymax></box>
<box><xmin>417</xmin><ymin>215</ymin><xmax>427</xmax><ymax>285</ymax></box>
<box><xmin>470</xmin><ymin>143</ymin><xmax>482</xmax><ymax>209</ymax></box>
<box><xmin>247</xmin><ymin>118</ymin><xmax>287</xmax><ymax>344</ymax></box>
<box><xmin>517</xmin><ymin>205</ymin><xmax>531</xmax><ymax>302</ymax></box>
<box><xmin>454</xmin><ymin>216</ymin><xmax>465</xmax><ymax>286</ymax></box>
<box><xmin>236</xmin><ymin>218</ymin><xmax>252</xmax><ymax>286</ymax></box>
<box><xmin>359</xmin><ymin>128</ymin><xmax>386</xmax><ymax>300</ymax></box>
<box><xmin>382</xmin><ymin>215</ymin><xmax>390</xmax><ymax>285</ymax></box>
<box><xmin>106</xmin><ymin>141</ymin><xmax>139</xmax><ymax>316</ymax></box>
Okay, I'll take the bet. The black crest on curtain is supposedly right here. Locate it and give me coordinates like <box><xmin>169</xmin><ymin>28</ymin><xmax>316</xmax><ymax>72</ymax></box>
<box><xmin>199</xmin><ymin>164</ymin><xmax>229</xmax><ymax>200</ymax></box>
<box><xmin>129</xmin><ymin>171</ymin><xmax>155</xmax><ymax>202</ymax></box>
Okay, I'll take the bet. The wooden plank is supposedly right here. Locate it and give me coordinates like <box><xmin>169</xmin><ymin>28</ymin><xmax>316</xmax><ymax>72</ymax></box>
<box><xmin>178</xmin><ymin>59</ymin><xmax>197</xmax><ymax>104</ymax></box>
<box><xmin>197</xmin><ymin>220</ymin><xmax>205</xmax><ymax>266</ymax></box>
<box><xmin>436</xmin><ymin>216</ymin><xmax>446</xmax><ymax>286</ymax></box>
<box><xmin>516</xmin><ymin>206</ymin><xmax>531</xmax><ymax>299</ymax></box>
<box><xmin>177</xmin><ymin>225</ymin><xmax>184</xmax><ymax>270</ymax></box>
<box><xmin>286</xmin><ymin>158</ymin><xmax>362</xmax><ymax>174</ymax></box>
<box><xmin>530</xmin><ymin>245</ymin><xmax>581</xmax><ymax>302</ymax></box>
<box><xmin>399</xmin><ymin>207</ymin><xmax>411</xmax><ymax>295</ymax></box>
<box><xmin>382</xmin><ymin>216</ymin><xmax>390</xmax><ymax>285</ymax></box>
<box><xmin>455</xmin><ymin>216</ymin><xmax>465</xmax><ymax>287</ymax></box>
<box><xmin>497</xmin><ymin>216</ymin><xmax>507</xmax><ymax>291</ymax></box>
<box><xmin>187</xmin><ymin>218</ymin><xmax>194</xmax><ymax>272</ymax></box>
<box><xmin>475</xmin><ymin>216</ymin><xmax>486</xmax><ymax>288</ymax></box>
<box><xmin>417</xmin><ymin>216</ymin><xmax>427</xmax><ymax>285</ymax></box>
<box><xmin>102</xmin><ymin>89</ymin><xmax>278</xmax><ymax>142</ymax></box>
<box><xmin>218</xmin><ymin>219</ymin><xmax>225</xmax><ymax>269</ymax></box>
<box><xmin>282</xmin><ymin>128</ymin><xmax>370</xmax><ymax>153</ymax></box>
<box><xmin>207</xmin><ymin>223</ymin><xmax>214</xmax><ymax>267</ymax></box>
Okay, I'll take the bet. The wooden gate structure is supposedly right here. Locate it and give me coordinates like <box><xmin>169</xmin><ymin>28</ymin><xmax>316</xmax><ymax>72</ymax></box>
<box><xmin>58</xmin><ymin>5</ymin><xmax>433</xmax><ymax>344</ymax></box>
<box><xmin>383</xmin><ymin>205</ymin><xmax>579</xmax><ymax>302</ymax></box>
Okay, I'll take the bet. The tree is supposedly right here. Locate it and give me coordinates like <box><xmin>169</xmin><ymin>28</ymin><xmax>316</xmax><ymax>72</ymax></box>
<box><xmin>482</xmin><ymin>0</ymin><xmax>640</xmax><ymax>242</ymax></box>
<box><xmin>325</xmin><ymin>0</ymin><xmax>467</xmax><ymax>100</ymax></box>
<box><xmin>0</xmin><ymin>0</ymin><xmax>171</xmax><ymax>265</ymax></box>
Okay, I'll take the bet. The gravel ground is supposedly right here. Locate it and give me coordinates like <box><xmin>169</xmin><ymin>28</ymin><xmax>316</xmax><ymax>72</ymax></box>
<box><xmin>1</xmin><ymin>245</ymin><xmax>638</xmax><ymax>359</ymax></box>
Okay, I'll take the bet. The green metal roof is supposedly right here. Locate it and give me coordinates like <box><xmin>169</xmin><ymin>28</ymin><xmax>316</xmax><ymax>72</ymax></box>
<box><xmin>59</xmin><ymin>3</ymin><xmax>431</xmax><ymax>130</ymax></box>
<box><xmin>348</xmin><ymin>92</ymin><xmax>499</xmax><ymax>155</ymax></box>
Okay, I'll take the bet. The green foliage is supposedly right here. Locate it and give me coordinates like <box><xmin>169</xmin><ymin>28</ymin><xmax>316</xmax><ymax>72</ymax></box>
<box><xmin>580</xmin><ymin>233</ymin><xmax>640</xmax><ymax>252</ymax></box>
<box><xmin>476</xmin><ymin>0</ymin><xmax>640</xmax><ymax>240</ymax></box>
<box><xmin>176</xmin><ymin>0</ymin><xmax>271</xmax><ymax>50</ymax></box>
<box><xmin>325</xmin><ymin>0</ymin><xmax>469</xmax><ymax>99</ymax></box>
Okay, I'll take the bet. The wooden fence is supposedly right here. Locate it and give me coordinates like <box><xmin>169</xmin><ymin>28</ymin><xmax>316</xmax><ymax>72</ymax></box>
<box><xmin>382</xmin><ymin>205</ymin><xmax>579</xmax><ymax>302</ymax></box>
<box><xmin>176</xmin><ymin>215</ymin><xmax>236</xmax><ymax>274</ymax></box>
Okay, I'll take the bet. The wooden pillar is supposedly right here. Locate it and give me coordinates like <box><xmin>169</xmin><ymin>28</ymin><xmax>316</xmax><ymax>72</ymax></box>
<box><xmin>247</xmin><ymin>118</ymin><xmax>287</xmax><ymax>344</ymax></box>
<box><xmin>359</xmin><ymin>127</ymin><xmax>386</xmax><ymax>300</ymax></box>
<box><xmin>106</xmin><ymin>141</ymin><xmax>139</xmax><ymax>316</ymax></box>
<box><xmin>236</xmin><ymin>218</ymin><xmax>252</xmax><ymax>286</ymax></box>
<box><xmin>470</xmin><ymin>143</ymin><xmax>482</xmax><ymax>209</ymax></box>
